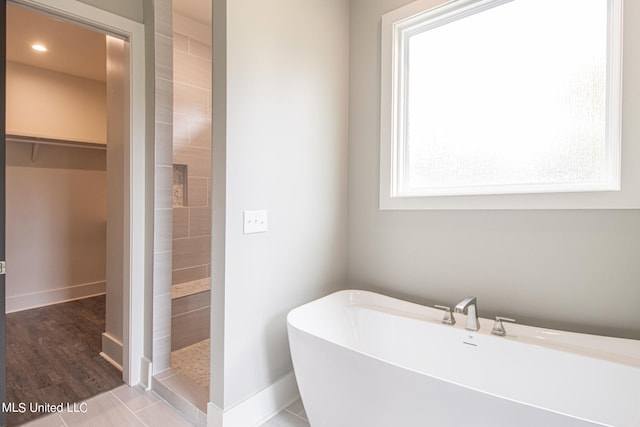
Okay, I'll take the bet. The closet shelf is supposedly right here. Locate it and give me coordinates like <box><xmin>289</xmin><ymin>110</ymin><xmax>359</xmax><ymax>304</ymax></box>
<box><xmin>6</xmin><ymin>134</ymin><xmax>106</xmax><ymax>161</ymax></box>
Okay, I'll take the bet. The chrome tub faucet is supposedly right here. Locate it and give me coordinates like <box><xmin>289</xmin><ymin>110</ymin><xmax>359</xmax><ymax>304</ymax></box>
<box><xmin>454</xmin><ymin>297</ymin><xmax>480</xmax><ymax>331</ymax></box>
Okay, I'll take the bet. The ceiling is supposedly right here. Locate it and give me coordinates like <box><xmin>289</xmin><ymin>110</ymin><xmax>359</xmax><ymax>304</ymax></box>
<box><xmin>6</xmin><ymin>1</ymin><xmax>211</xmax><ymax>83</ymax></box>
<box><xmin>7</xmin><ymin>4</ymin><xmax>107</xmax><ymax>82</ymax></box>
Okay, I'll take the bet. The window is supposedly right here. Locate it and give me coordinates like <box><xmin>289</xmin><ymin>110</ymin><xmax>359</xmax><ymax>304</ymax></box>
<box><xmin>380</xmin><ymin>0</ymin><xmax>626</xmax><ymax>209</ymax></box>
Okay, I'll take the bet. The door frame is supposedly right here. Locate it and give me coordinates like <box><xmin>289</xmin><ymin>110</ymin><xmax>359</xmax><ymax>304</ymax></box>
<box><xmin>1</xmin><ymin>0</ymin><xmax>8</xmax><ymax>424</ymax></box>
<box><xmin>8</xmin><ymin>0</ymin><xmax>148</xmax><ymax>386</ymax></box>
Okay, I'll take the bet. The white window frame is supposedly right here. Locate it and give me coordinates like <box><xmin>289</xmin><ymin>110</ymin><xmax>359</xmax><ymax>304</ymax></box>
<box><xmin>380</xmin><ymin>0</ymin><xmax>633</xmax><ymax>209</ymax></box>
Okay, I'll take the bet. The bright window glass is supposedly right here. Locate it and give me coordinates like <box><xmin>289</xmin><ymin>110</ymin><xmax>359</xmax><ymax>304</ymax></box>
<box><xmin>391</xmin><ymin>0</ymin><xmax>620</xmax><ymax>197</ymax></box>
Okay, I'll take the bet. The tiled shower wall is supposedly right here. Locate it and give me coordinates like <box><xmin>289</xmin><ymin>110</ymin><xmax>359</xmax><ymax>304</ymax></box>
<box><xmin>171</xmin><ymin>28</ymin><xmax>212</xmax><ymax>286</ymax></box>
<box><xmin>152</xmin><ymin>0</ymin><xmax>175</xmax><ymax>374</ymax></box>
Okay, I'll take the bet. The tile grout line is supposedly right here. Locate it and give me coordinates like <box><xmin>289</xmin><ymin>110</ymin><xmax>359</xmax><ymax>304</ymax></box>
<box><xmin>147</xmin><ymin>387</ymin><xmax>199</xmax><ymax>426</ymax></box>
<box><xmin>109</xmin><ymin>389</ymin><xmax>151</xmax><ymax>427</ymax></box>
<box><xmin>58</xmin><ymin>412</ymin><xmax>70</xmax><ymax>427</ymax></box>
<box><xmin>284</xmin><ymin>409</ymin><xmax>309</xmax><ymax>423</ymax></box>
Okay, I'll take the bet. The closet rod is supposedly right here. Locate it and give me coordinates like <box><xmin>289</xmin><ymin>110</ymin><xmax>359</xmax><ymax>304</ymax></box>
<box><xmin>6</xmin><ymin>134</ymin><xmax>107</xmax><ymax>151</ymax></box>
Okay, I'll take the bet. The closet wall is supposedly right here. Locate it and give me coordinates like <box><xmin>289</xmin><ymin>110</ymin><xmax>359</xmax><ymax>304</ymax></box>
<box><xmin>5</xmin><ymin>61</ymin><xmax>108</xmax><ymax>312</ymax></box>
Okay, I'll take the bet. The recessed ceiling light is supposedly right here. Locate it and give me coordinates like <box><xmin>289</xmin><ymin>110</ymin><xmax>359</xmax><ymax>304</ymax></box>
<box><xmin>31</xmin><ymin>44</ymin><xmax>47</xmax><ymax>52</ymax></box>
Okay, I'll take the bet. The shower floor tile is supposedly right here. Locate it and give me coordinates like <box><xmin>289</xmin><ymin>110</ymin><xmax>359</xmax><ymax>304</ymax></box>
<box><xmin>171</xmin><ymin>339</ymin><xmax>210</xmax><ymax>390</ymax></box>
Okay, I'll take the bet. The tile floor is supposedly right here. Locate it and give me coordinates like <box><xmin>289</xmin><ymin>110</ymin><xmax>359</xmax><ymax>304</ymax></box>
<box><xmin>20</xmin><ymin>385</ymin><xmax>195</xmax><ymax>427</ymax></box>
<box><xmin>261</xmin><ymin>400</ymin><xmax>310</xmax><ymax>427</ymax></box>
<box><xmin>19</xmin><ymin>385</ymin><xmax>310</xmax><ymax>427</ymax></box>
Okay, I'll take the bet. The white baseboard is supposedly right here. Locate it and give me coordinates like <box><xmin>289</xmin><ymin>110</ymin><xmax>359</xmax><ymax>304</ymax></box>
<box><xmin>140</xmin><ymin>357</ymin><xmax>153</xmax><ymax>390</ymax></box>
<box><xmin>5</xmin><ymin>281</ymin><xmax>106</xmax><ymax>313</ymax></box>
<box><xmin>99</xmin><ymin>351</ymin><xmax>123</xmax><ymax>372</ymax></box>
<box><xmin>208</xmin><ymin>371</ymin><xmax>299</xmax><ymax>427</ymax></box>
<box><xmin>101</xmin><ymin>332</ymin><xmax>124</xmax><ymax>371</ymax></box>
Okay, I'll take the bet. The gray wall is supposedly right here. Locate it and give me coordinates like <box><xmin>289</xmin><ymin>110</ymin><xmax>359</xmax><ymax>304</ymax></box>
<box><xmin>213</xmin><ymin>0</ymin><xmax>350</xmax><ymax>408</ymax></box>
<box><xmin>347</xmin><ymin>0</ymin><xmax>640</xmax><ymax>339</ymax></box>
<box><xmin>76</xmin><ymin>0</ymin><xmax>143</xmax><ymax>23</ymax></box>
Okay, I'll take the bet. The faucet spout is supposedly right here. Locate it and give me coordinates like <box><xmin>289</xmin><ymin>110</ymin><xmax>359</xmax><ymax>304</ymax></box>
<box><xmin>454</xmin><ymin>297</ymin><xmax>480</xmax><ymax>331</ymax></box>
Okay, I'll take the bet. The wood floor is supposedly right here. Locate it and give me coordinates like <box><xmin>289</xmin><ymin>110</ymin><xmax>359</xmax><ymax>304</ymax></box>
<box><xmin>5</xmin><ymin>295</ymin><xmax>123</xmax><ymax>426</ymax></box>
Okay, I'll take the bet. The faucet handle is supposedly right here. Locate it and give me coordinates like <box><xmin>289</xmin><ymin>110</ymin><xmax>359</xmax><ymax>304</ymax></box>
<box><xmin>491</xmin><ymin>316</ymin><xmax>515</xmax><ymax>337</ymax></box>
<box><xmin>434</xmin><ymin>305</ymin><xmax>456</xmax><ymax>326</ymax></box>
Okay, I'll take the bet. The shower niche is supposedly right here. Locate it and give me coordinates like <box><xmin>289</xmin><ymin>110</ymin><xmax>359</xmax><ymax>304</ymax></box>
<box><xmin>173</xmin><ymin>164</ymin><xmax>188</xmax><ymax>207</ymax></box>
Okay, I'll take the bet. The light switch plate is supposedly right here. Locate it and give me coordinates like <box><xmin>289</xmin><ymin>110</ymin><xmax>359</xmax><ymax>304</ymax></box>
<box><xmin>243</xmin><ymin>210</ymin><xmax>268</xmax><ymax>234</ymax></box>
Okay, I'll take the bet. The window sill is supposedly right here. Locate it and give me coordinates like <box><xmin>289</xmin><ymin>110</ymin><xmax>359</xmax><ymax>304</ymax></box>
<box><xmin>379</xmin><ymin>189</ymin><xmax>640</xmax><ymax>210</ymax></box>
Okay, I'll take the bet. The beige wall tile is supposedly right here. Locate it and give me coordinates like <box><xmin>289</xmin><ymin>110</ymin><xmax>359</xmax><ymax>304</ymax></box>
<box><xmin>189</xmin><ymin>207</ymin><xmax>211</xmax><ymax>237</ymax></box>
<box><xmin>174</xmin><ymin>50</ymin><xmax>211</xmax><ymax>90</ymax></box>
<box><xmin>173</xmin><ymin>113</ymin><xmax>190</xmax><ymax>146</ymax></box>
<box><xmin>173</xmin><ymin>207</ymin><xmax>189</xmax><ymax>239</ymax></box>
<box><xmin>172</xmin><ymin>236</ymin><xmax>211</xmax><ymax>270</ymax></box>
<box><xmin>189</xmin><ymin>38</ymin><xmax>212</xmax><ymax>61</ymax></box>
<box><xmin>173</xmin><ymin>33</ymin><xmax>188</xmax><ymax>53</ymax></box>
<box><xmin>172</xmin><ymin>290</ymin><xmax>210</xmax><ymax>316</ymax></box>
<box><xmin>164</xmin><ymin>21</ymin><xmax>214</xmax><ymax>383</ymax></box>
<box><xmin>173</xmin><ymin>145</ymin><xmax>211</xmax><ymax>177</ymax></box>
<box><xmin>189</xmin><ymin>118</ymin><xmax>211</xmax><ymax>148</ymax></box>
<box><xmin>174</xmin><ymin>82</ymin><xmax>208</xmax><ymax>119</ymax></box>
<box><xmin>187</xmin><ymin>177</ymin><xmax>208</xmax><ymax>207</ymax></box>
<box><xmin>172</xmin><ymin>265</ymin><xmax>208</xmax><ymax>285</ymax></box>
<box><xmin>171</xmin><ymin>307</ymin><xmax>210</xmax><ymax>350</ymax></box>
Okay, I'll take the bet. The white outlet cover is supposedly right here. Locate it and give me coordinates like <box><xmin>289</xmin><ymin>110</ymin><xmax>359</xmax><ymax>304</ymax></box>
<box><xmin>243</xmin><ymin>210</ymin><xmax>268</xmax><ymax>234</ymax></box>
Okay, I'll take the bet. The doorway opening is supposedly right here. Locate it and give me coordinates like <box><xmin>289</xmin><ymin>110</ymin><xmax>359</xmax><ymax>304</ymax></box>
<box><xmin>4</xmin><ymin>3</ymin><xmax>136</xmax><ymax>425</ymax></box>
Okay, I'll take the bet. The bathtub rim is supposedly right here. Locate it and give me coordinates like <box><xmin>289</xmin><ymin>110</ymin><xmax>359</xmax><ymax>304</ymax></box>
<box><xmin>287</xmin><ymin>289</ymin><xmax>640</xmax><ymax>426</ymax></box>
<box><xmin>288</xmin><ymin>316</ymin><xmax>625</xmax><ymax>427</ymax></box>
<box><xmin>287</xmin><ymin>289</ymin><xmax>640</xmax><ymax>368</ymax></box>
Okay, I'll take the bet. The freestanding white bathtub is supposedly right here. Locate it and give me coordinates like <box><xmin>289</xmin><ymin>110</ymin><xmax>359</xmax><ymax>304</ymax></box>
<box><xmin>287</xmin><ymin>290</ymin><xmax>640</xmax><ymax>427</ymax></box>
